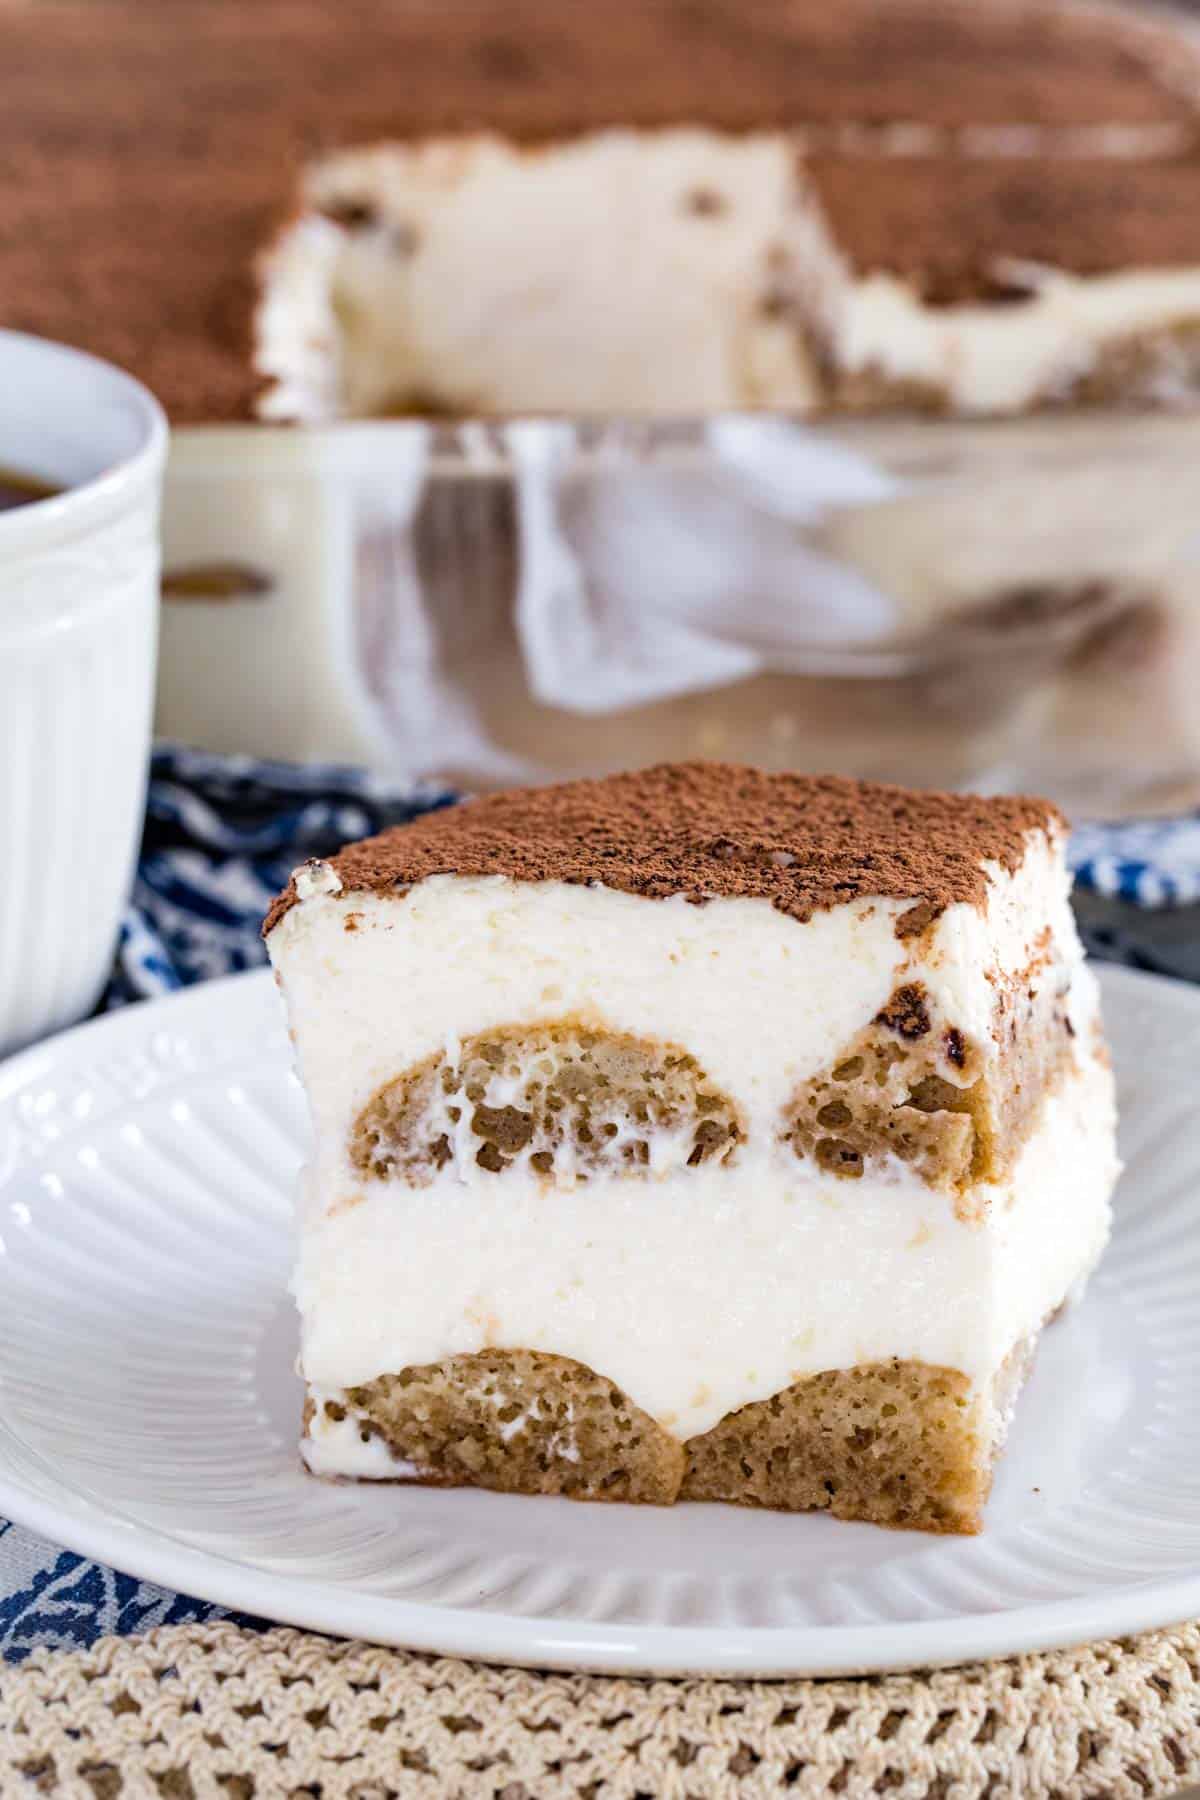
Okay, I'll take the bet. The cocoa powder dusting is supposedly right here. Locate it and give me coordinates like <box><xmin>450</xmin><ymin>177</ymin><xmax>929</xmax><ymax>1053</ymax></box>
<box><xmin>895</xmin><ymin>899</ymin><xmax>943</xmax><ymax>941</ymax></box>
<box><xmin>875</xmin><ymin>984</ymin><xmax>933</xmax><ymax>1042</ymax></box>
<box><xmin>264</xmin><ymin>764</ymin><xmax>1060</xmax><ymax>934</ymax></box>
<box><xmin>809</xmin><ymin>155</ymin><xmax>1200</xmax><ymax>303</ymax></box>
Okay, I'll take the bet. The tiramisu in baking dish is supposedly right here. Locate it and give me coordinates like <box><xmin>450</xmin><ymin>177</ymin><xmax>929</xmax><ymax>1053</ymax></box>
<box><xmin>12</xmin><ymin>0</ymin><xmax>1200</xmax><ymax>806</ymax></box>
<box><xmin>9</xmin><ymin>0</ymin><xmax>1200</xmax><ymax>423</ymax></box>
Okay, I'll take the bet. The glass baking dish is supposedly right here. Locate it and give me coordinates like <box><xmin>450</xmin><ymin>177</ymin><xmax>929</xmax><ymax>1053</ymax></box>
<box><xmin>157</xmin><ymin>407</ymin><xmax>1200</xmax><ymax>817</ymax></box>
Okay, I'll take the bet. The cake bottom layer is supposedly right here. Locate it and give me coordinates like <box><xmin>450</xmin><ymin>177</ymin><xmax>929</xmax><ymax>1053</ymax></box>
<box><xmin>303</xmin><ymin>1340</ymin><xmax>1036</xmax><ymax>1533</ymax></box>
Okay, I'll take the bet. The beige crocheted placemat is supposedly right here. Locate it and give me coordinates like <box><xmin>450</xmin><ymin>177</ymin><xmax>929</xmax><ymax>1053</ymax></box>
<box><xmin>2</xmin><ymin>1621</ymin><xmax>1200</xmax><ymax>1797</ymax></box>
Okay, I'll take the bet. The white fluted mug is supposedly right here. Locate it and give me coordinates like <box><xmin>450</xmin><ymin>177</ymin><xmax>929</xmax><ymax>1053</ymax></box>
<box><xmin>0</xmin><ymin>332</ymin><xmax>167</xmax><ymax>1057</ymax></box>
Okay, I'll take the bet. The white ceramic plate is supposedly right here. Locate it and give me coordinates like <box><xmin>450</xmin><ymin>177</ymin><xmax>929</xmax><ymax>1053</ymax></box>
<box><xmin>0</xmin><ymin>963</ymin><xmax>1196</xmax><ymax>1677</ymax></box>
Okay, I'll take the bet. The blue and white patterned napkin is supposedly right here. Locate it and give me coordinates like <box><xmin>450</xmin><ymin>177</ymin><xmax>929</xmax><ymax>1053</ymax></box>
<box><xmin>1</xmin><ymin>745</ymin><xmax>1196</xmax><ymax>1663</ymax></box>
<box><xmin>1069</xmin><ymin>814</ymin><xmax>1200</xmax><ymax>910</ymax></box>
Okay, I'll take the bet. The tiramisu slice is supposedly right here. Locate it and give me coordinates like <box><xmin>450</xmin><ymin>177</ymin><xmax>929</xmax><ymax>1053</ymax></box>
<box><xmin>267</xmin><ymin>765</ymin><xmax>1116</xmax><ymax>1533</ymax></box>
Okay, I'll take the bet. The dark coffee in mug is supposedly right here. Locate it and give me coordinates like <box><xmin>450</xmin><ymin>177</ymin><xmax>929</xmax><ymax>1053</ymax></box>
<box><xmin>0</xmin><ymin>465</ymin><xmax>62</xmax><ymax>513</ymax></box>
